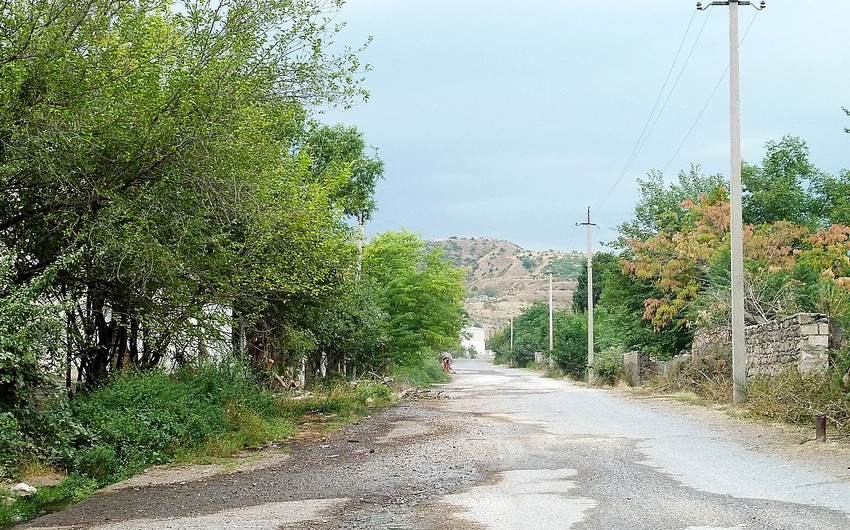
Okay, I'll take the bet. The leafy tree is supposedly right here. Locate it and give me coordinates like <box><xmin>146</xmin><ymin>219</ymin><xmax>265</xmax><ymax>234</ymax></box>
<box><xmin>572</xmin><ymin>252</ymin><xmax>619</xmax><ymax>314</ymax></box>
<box><xmin>487</xmin><ymin>302</ymin><xmax>548</xmax><ymax>367</ymax></box>
<box><xmin>487</xmin><ymin>302</ymin><xmax>588</xmax><ymax>376</ymax></box>
<box><xmin>0</xmin><ymin>253</ymin><xmax>64</xmax><ymax>410</ymax></box>
<box><xmin>793</xmin><ymin>225</ymin><xmax>850</xmax><ymax>336</ymax></box>
<box><xmin>362</xmin><ymin>231</ymin><xmax>466</xmax><ymax>367</ymax></box>
<box><xmin>551</xmin><ymin>311</ymin><xmax>588</xmax><ymax>377</ymax></box>
<box><xmin>588</xmin><ymin>254</ymin><xmax>692</xmax><ymax>360</ymax></box>
<box><xmin>625</xmin><ymin>191</ymin><xmax>810</xmax><ymax>330</ymax></box>
<box><xmin>306</xmin><ymin>123</ymin><xmax>385</xmax><ymax>225</ymax></box>
<box><xmin>0</xmin><ymin>0</ymin><xmax>371</xmax><ymax>385</ymax></box>
<box><xmin>811</xmin><ymin>169</ymin><xmax>850</xmax><ymax>226</ymax></box>
<box><xmin>618</xmin><ymin>166</ymin><xmax>726</xmax><ymax>242</ymax></box>
<box><xmin>742</xmin><ymin>136</ymin><xmax>824</xmax><ymax>227</ymax></box>
<box><xmin>304</xmin><ymin>123</ymin><xmax>384</xmax><ymax>275</ymax></box>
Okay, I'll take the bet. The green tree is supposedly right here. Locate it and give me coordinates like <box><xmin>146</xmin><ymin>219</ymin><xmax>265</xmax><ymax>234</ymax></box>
<box><xmin>306</xmin><ymin>123</ymin><xmax>385</xmax><ymax>225</ymax></box>
<box><xmin>618</xmin><ymin>166</ymin><xmax>727</xmax><ymax>242</ymax></box>
<box><xmin>811</xmin><ymin>169</ymin><xmax>850</xmax><ymax>226</ymax></box>
<box><xmin>594</xmin><ymin>258</ymin><xmax>692</xmax><ymax>359</ymax></box>
<box><xmin>742</xmin><ymin>136</ymin><xmax>824</xmax><ymax>227</ymax></box>
<box><xmin>0</xmin><ymin>0</ymin><xmax>371</xmax><ymax>385</ymax></box>
<box><xmin>362</xmin><ymin>231</ymin><xmax>466</xmax><ymax>367</ymax></box>
<box><xmin>571</xmin><ymin>253</ymin><xmax>619</xmax><ymax>314</ymax></box>
<box><xmin>487</xmin><ymin>302</ymin><xmax>549</xmax><ymax>367</ymax></box>
<box><xmin>0</xmin><ymin>253</ymin><xmax>65</xmax><ymax>410</ymax></box>
<box><xmin>551</xmin><ymin>311</ymin><xmax>588</xmax><ymax>377</ymax></box>
<box><xmin>487</xmin><ymin>302</ymin><xmax>588</xmax><ymax>376</ymax></box>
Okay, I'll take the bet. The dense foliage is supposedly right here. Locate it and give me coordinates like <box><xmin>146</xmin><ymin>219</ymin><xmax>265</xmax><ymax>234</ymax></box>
<box><xmin>363</xmin><ymin>230</ymin><xmax>466</xmax><ymax>368</ymax></box>
<box><xmin>0</xmin><ymin>0</ymin><xmax>467</xmax><ymax>493</ymax></box>
<box><xmin>487</xmin><ymin>302</ymin><xmax>587</xmax><ymax>378</ymax></box>
<box><xmin>489</xmin><ymin>135</ymin><xmax>850</xmax><ymax>388</ymax></box>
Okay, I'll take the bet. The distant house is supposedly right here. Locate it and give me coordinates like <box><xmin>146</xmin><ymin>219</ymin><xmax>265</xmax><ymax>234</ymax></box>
<box><xmin>461</xmin><ymin>326</ymin><xmax>486</xmax><ymax>357</ymax></box>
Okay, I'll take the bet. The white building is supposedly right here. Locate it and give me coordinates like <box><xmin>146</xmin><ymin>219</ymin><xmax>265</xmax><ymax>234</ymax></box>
<box><xmin>461</xmin><ymin>326</ymin><xmax>486</xmax><ymax>357</ymax></box>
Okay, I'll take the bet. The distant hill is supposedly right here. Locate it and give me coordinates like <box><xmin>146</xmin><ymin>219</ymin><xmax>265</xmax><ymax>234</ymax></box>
<box><xmin>428</xmin><ymin>237</ymin><xmax>584</xmax><ymax>335</ymax></box>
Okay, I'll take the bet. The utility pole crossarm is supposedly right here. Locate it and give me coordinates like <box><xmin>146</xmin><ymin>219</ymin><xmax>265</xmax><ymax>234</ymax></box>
<box><xmin>697</xmin><ymin>1</ymin><xmax>765</xmax><ymax>10</ymax></box>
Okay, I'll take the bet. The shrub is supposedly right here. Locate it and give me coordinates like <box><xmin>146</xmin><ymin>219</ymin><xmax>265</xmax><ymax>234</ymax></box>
<box><xmin>71</xmin><ymin>358</ymin><xmax>278</xmax><ymax>480</ymax></box>
<box><xmin>354</xmin><ymin>381</ymin><xmax>394</xmax><ymax>405</ymax></box>
<box><xmin>654</xmin><ymin>350</ymin><xmax>733</xmax><ymax>402</ymax></box>
<box><xmin>0</xmin><ymin>412</ymin><xmax>28</xmax><ymax>479</ymax></box>
<box><xmin>592</xmin><ymin>347</ymin><xmax>624</xmax><ymax>385</ymax></box>
<box><xmin>0</xmin><ymin>389</ymin><xmax>89</xmax><ymax>480</ymax></box>
<box><xmin>745</xmin><ymin>367</ymin><xmax>850</xmax><ymax>437</ymax></box>
<box><xmin>75</xmin><ymin>445</ymin><xmax>121</xmax><ymax>482</ymax></box>
<box><xmin>391</xmin><ymin>357</ymin><xmax>449</xmax><ymax>387</ymax></box>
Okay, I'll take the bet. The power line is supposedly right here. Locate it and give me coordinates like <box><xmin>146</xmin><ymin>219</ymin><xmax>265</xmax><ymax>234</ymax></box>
<box><xmin>663</xmin><ymin>64</ymin><xmax>729</xmax><ymax>174</ymax></box>
<box><xmin>596</xmin><ymin>9</ymin><xmax>704</xmax><ymax>212</ymax></box>
<box><xmin>633</xmin><ymin>13</ymin><xmax>713</xmax><ymax>164</ymax></box>
<box><xmin>663</xmin><ymin>9</ymin><xmax>761</xmax><ymax>174</ymax></box>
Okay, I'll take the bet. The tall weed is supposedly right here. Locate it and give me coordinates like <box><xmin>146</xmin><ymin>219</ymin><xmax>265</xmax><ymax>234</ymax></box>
<box><xmin>746</xmin><ymin>367</ymin><xmax>850</xmax><ymax>437</ymax></box>
<box><xmin>391</xmin><ymin>357</ymin><xmax>449</xmax><ymax>387</ymax></box>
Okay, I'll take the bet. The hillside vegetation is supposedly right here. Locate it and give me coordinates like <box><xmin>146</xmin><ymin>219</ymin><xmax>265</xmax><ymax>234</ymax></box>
<box><xmin>429</xmin><ymin>238</ymin><xmax>585</xmax><ymax>331</ymax></box>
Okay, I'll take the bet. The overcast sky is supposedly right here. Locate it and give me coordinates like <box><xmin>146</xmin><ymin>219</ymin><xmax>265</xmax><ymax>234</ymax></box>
<box><xmin>322</xmin><ymin>0</ymin><xmax>850</xmax><ymax>252</ymax></box>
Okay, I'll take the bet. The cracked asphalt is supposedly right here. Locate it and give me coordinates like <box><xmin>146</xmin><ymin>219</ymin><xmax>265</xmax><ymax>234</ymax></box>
<box><xmin>23</xmin><ymin>358</ymin><xmax>850</xmax><ymax>529</ymax></box>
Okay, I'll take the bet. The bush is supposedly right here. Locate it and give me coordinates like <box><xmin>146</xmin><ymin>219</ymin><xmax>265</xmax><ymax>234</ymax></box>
<box><xmin>354</xmin><ymin>381</ymin><xmax>394</xmax><ymax>403</ymax></box>
<box><xmin>592</xmin><ymin>348</ymin><xmax>624</xmax><ymax>385</ymax></box>
<box><xmin>0</xmin><ymin>389</ymin><xmax>89</xmax><ymax>480</ymax></box>
<box><xmin>71</xmin><ymin>358</ymin><xmax>281</xmax><ymax>480</ymax></box>
<box><xmin>75</xmin><ymin>445</ymin><xmax>121</xmax><ymax>482</ymax></box>
<box><xmin>391</xmin><ymin>357</ymin><xmax>449</xmax><ymax>387</ymax></box>
<box><xmin>0</xmin><ymin>412</ymin><xmax>29</xmax><ymax>479</ymax></box>
<box><xmin>745</xmin><ymin>367</ymin><xmax>850</xmax><ymax>437</ymax></box>
<box><xmin>653</xmin><ymin>350</ymin><xmax>733</xmax><ymax>402</ymax></box>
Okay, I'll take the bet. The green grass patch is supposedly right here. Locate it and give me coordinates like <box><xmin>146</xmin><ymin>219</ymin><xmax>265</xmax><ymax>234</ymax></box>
<box><xmin>1</xmin><ymin>359</ymin><xmax>400</xmax><ymax>528</ymax></box>
<box><xmin>390</xmin><ymin>357</ymin><xmax>449</xmax><ymax>387</ymax></box>
<box><xmin>0</xmin><ymin>475</ymin><xmax>97</xmax><ymax>527</ymax></box>
<box><xmin>670</xmin><ymin>391</ymin><xmax>711</xmax><ymax>407</ymax></box>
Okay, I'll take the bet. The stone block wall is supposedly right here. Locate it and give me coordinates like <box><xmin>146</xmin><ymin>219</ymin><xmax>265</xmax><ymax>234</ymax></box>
<box><xmin>745</xmin><ymin>313</ymin><xmax>829</xmax><ymax>375</ymax></box>
<box><xmin>622</xmin><ymin>350</ymin><xmax>652</xmax><ymax>384</ymax></box>
<box><xmin>691</xmin><ymin>313</ymin><xmax>829</xmax><ymax>376</ymax></box>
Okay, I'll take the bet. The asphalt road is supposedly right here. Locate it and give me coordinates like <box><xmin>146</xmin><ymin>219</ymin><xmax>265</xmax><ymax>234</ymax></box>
<box><xmin>24</xmin><ymin>358</ymin><xmax>850</xmax><ymax>530</ymax></box>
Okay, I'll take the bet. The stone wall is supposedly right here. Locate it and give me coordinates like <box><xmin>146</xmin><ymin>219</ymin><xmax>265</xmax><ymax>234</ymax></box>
<box><xmin>691</xmin><ymin>313</ymin><xmax>829</xmax><ymax>376</ymax></box>
<box><xmin>622</xmin><ymin>350</ymin><xmax>652</xmax><ymax>384</ymax></box>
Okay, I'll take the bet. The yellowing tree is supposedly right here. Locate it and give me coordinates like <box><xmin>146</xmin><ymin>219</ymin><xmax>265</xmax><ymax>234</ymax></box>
<box><xmin>625</xmin><ymin>190</ymin><xmax>810</xmax><ymax>330</ymax></box>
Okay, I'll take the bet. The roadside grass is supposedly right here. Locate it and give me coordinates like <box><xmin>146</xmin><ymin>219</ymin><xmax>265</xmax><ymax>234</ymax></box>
<box><xmin>744</xmin><ymin>368</ymin><xmax>850</xmax><ymax>438</ymax></box>
<box><xmin>391</xmin><ymin>357</ymin><xmax>449</xmax><ymax>387</ymax></box>
<box><xmin>670</xmin><ymin>391</ymin><xmax>711</xmax><ymax>407</ymax></box>
<box><xmin>0</xmin><ymin>361</ymin><xmax>401</xmax><ymax>528</ymax></box>
<box><xmin>647</xmin><ymin>354</ymin><xmax>850</xmax><ymax>440</ymax></box>
<box><xmin>0</xmin><ymin>475</ymin><xmax>97</xmax><ymax>526</ymax></box>
<box><xmin>542</xmin><ymin>366</ymin><xmax>567</xmax><ymax>380</ymax></box>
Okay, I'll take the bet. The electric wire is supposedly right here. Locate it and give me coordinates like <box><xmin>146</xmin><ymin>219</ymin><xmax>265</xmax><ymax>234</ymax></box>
<box><xmin>594</xmin><ymin>9</ymin><xmax>703</xmax><ymax>213</ymax></box>
<box><xmin>662</xmin><ymin>9</ymin><xmax>761</xmax><ymax>174</ymax></box>
<box><xmin>563</xmin><ymin>221</ymin><xmax>582</xmax><ymax>253</ymax></box>
<box><xmin>633</xmin><ymin>14</ymin><xmax>712</xmax><ymax>166</ymax></box>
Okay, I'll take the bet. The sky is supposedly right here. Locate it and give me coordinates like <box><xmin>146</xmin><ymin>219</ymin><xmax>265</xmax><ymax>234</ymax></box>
<box><xmin>321</xmin><ymin>0</ymin><xmax>850</xmax><ymax>252</ymax></box>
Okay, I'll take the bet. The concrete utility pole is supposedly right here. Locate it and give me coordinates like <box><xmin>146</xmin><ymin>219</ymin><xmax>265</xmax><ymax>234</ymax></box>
<box><xmin>697</xmin><ymin>0</ymin><xmax>765</xmax><ymax>403</ymax></box>
<box><xmin>548</xmin><ymin>272</ymin><xmax>554</xmax><ymax>367</ymax></box>
<box><xmin>578</xmin><ymin>208</ymin><xmax>597</xmax><ymax>381</ymax></box>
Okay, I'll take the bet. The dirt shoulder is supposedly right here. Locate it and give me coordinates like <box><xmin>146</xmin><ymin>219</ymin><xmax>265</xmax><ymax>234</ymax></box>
<box><xmin>619</xmin><ymin>389</ymin><xmax>850</xmax><ymax>483</ymax></box>
<box><xmin>20</xmin><ymin>372</ymin><xmax>850</xmax><ymax>529</ymax></box>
